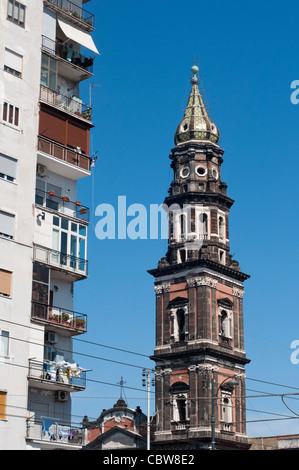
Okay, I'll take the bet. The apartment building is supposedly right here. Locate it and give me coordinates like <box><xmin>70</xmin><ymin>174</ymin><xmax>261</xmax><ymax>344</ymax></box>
<box><xmin>0</xmin><ymin>0</ymin><xmax>98</xmax><ymax>450</ymax></box>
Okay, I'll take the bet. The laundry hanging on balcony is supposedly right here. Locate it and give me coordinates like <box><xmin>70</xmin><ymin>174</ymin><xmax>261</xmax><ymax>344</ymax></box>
<box><xmin>43</xmin><ymin>359</ymin><xmax>85</xmax><ymax>384</ymax></box>
<box><xmin>57</xmin><ymin>18</ymin><xmax>99</xmax><ymax>55</ymax></box>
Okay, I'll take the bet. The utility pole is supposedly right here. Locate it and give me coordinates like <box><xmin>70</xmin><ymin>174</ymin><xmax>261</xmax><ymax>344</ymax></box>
<box><xmin>142</xmin><ymin>368</ymin><xmax>155</xmax><ymax>450</ymax></box>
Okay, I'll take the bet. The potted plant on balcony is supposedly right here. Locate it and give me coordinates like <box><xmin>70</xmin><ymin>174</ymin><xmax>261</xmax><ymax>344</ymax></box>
<box><xmin>61</xmin><ymin>312</ymin><xmax>70</xmax><ymax>325</ymax></box>
<box><xmin>80</xmin><ymin>207</ymin><xmax>87</xmax><ymax>215</ymax></box>
<box><xmin>75</xmin><ymin>201</ymin><xmax>81</xmax><ymax>206</ymax></box>
<box><xmin>48</xmin><ymin>190</ymin><xmax>55</xmax><ymax>197</ymax></box>
<box><xmin>75</xmin><ymin>318</ymin><xmax>86</xmax><ymax>329</ymax></box>
<box><xmin>61</xmin><ymin>195</ymin><xmax>70</xmax><ymax>202</ymax></box>
<box><xmin>82</xmin><ymin>109</ymin><xmax>92</xmax><ymax>120</ymax></box>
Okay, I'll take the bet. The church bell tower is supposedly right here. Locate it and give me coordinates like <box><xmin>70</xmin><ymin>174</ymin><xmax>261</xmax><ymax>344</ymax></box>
<box><xmin>148</xmin><ymin>65</ymin><xmax>251</xmax><ymax>450</ymax></box>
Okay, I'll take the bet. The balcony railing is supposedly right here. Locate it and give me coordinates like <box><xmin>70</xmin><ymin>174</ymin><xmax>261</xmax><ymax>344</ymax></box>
<box><xmin>40</xmin><ymin>85</ymin><xmax>92</xmax><ymax>122</ymax></box>
<box><xmin>26</xmin><ymin>417</ymin><xmax>84</xmax><ymax>446</ymax></box>
<box><xmin>28</xmin><ymin>359</ymin><xmax>86</xmax><ymax>390</ymax></box>
<box><xmin>35</xmin><ymin>187</ymin><xmax>90</xmax><ymax>223</ymax></box>
<box><xmin>38</xmin><ymin>135</ymin><xmax>91</xmax><ymax>172</ymax></box>
<box><xmin>33</xmin><ymin>244</ymin><xmax>88</xmax><ymax>278</ymax></box>
<box><xmin>42</xmin><ymin>35</ymin><xmax>94</xmax><ymax>74</ymax></box>
<box><xmin>44</xmin><ymin>0</ymin><xmax>95</xmax><ymax>30</ymax></box>
<box><xmin>31</xmin><ymin>301</ymin><xmax>87</xmax><ymax>333</ymax></box>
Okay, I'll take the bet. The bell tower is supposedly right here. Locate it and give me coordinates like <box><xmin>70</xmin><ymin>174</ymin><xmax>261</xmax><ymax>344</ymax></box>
<box><xmin>148</xmin><ymin>65</ymin><xmax>251</xmax><ymax>450</ymax></box>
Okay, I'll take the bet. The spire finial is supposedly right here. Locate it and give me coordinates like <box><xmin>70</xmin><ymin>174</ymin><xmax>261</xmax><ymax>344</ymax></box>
<box><xmin>191</xmin><ymin>60</ymin><xmax>199</xmax><ymax>84</ymax></box>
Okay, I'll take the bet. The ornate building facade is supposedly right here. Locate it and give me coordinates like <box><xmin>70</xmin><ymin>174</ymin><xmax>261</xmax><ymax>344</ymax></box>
<box><xmin>148</xmin><ymin>65</ymin><xmax>250</xmax><ymax>450</ymax></box>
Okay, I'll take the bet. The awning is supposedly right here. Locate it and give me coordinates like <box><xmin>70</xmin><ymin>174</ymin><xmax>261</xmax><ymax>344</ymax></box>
<box><xmin>57</xmin><ymin>18</ymin><xmax>99</xmax><ymax>55</ymax></box>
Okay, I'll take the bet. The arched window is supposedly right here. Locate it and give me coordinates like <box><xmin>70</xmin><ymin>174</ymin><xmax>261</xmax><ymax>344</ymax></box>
<box><xmin>176</xmin><ymin>308</ymin><xmax>185</xmax><ymax>341</ymax></box>
<box><xmin>169</xmin><ymin>211</ymin><xmax>174</xmax><ymax>239</ymax></box>
<box><xmin>180</xmin><ymin>213</ymin><xmax>186</xmax><ymax>239</ymax></box>
<box><xmin>170</xmin><ymin>382</ymin><xmax>189</xmax><ymax>423</ymax></box>
<box><xmin>221</xmin><ymin>390</ymin><xmax>233</xmax><ymax>430</ymax></box>
<box><xmin>219</xmin><ymin>216</ymin><xmax>225</xmax><ymax>240</ymax></box>
<box><xmin>168</xmin><ymin>298</ymin><xmax>188</xmax><ymax>343</ymax></box>
<box><xmin>199</xmin><ymin>212</ymin><xmax>208</xmax><ymax>239</ymax></box>
<box><xmin>219</xmin><ymin>309</ymin><xmax>232</xmax><ymax>338</ymax></box>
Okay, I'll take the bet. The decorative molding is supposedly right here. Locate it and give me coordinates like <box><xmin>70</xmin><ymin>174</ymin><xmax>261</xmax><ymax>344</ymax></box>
<box><xmin>233</xmin><ymin>287</ymin><xmax>245</xmax><ymax>298</ymax></box>
<box><xmin>154</xmin><ymin>282</ymin><xmax>170</xmax><ymax>294</ymax></box>
<box><xmin>187</xmin><ymin>276</ymin><xmax>217</xmax><ymax>288</ymax></box>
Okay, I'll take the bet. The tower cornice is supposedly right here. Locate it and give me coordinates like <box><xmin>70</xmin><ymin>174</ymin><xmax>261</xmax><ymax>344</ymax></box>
<box><xmin>148</xmin><ymin>257</ymin><xmax>250</xmax><ymax>283</ymax></box>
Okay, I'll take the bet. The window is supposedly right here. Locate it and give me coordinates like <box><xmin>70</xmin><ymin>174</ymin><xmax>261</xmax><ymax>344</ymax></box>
<box><xmin>219</xmin><ymin>216</ymin><xmax>225</xmax><ymax>240</ymax></box>
<box><xmin>0</xmin><ymin>211</ymin><xmax>15</xmax><ymax>239</ymax></box>
<box><xmin>0</xmin><ymin>330</ymin><xmax>9</xmax><ymax>357</ymax></box>
<box><xmin>0</xmin><ymin>269</ymin><xmax>12</xmax><ymax>297</ymax></box>
<box><xmin>180</xmin><ymin>166</ymin><xmax>190</xmax><ymax>178</ymax></box>
<box><xmin>0</xmin><ymin>154</ymin><xmax>17</xmax><ymax>183</ymax></box>
<box><xmin>0</xmin><ymin>391</ymin><xmax>7</xmax><ymax>420</ymax></box>
<box><xmin>196</xmin><ymin>165</ymin><xmax>207</xmax><ymax>176</ymax></box>
<box><xmin>7</xmin><ymin>0</ymin><xmax>26</xmax><ymax>27</ymax></box>
<box><xmin>169</xmin><ymin>301</ymin><xmax>188</xmax><ymax>342</ymax></box>
<box><xmin>51</xmin><ymin>215</ymin><xmax>87</xmax><ymax>271</ymax></box>
<box><xmin>2</xmin><ymin>102</ymin><xmax>19</xmax><ymax>127</ymax></box>
<box><xmin>4</xmin><ymin>48</ymin><xmax>23</xmax><ymax>77</ymax></box>
<box><xmin>219</xmin><ymin>309</ymin><xmax>232</xmax><ymax>339</ymax></box>
<box><xmin>171</xmin><ymin>383</ymin><xmax>189</xmax><ymax>424</ymax></box>
<box><xmin>219</xmin><ymin>249</ymin><xmax>225</xmax><ymax>265</ymax></box>
<box><xmin>41</xmin><ymin>53</ymin><xmax>57</xmax><ymax>91</ymax></box>
<box><xmin>32</xmin><ymin>263</ymin><xmax>49</xmax><ymax>309</ymax></box>
<box><xmin>36</xmin><ymin>179</ymin><xmax>62</xmax><ymax>211</ymax></box>
<box><xmin>198</xmin><ymin>212</ymin><xmax>208</xmax><ymax>239</ymax></box>
<box><xmin>180</xmin><ymin>213</ymin><xmax>186</xmax><ymax>238</ymax></box>
<box><xmin>221</xmin><ymin>391</ymin><xmax>233</xmax><ymax>430</ymax></box>
<box><xmin>178</xmin><ymin>249</ymin><xmax>187</xmax><ymax>263</ymax></box>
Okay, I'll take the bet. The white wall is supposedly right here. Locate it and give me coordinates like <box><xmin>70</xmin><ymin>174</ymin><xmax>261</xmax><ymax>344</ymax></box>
<box><xmin>0</xmin><ymin>0</ymin><xmax>44</xmax><ymax>450</ymax></box>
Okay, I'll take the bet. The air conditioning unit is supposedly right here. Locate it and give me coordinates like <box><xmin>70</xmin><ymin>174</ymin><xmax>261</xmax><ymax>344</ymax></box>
<box><xmin>54</xmin><ymin>391</ymin><xmax>68</xmax><ymax>402</ymax></box>
<box><xmin>45</xmin><ymin>332</ymin><xmax>57</xmax><ymax>344</ymax></box>
<box><xmin>37</xmin><ymin>164</ymin><xmax>47</xmax><ymax>177</ymax></box>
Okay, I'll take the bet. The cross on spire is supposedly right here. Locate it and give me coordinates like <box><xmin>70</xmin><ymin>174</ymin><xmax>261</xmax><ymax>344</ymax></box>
<box><xmin>117</xmin><ymin>376</ymin><xmax>126</xmax><ymax>400</ymax></box>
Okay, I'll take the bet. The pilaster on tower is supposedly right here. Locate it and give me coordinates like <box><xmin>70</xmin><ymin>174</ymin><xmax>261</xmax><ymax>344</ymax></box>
<box><xmin>148</xmin><ymin>65</ymin><xmax>251</xmax><ymax>450</ymax></box>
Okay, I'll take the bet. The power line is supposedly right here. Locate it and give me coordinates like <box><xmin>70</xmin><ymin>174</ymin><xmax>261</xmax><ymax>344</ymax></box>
<box><xmin>0</xmin><ymin>317</ymin><xmax>151</xmax><ymax>360</ymax></box>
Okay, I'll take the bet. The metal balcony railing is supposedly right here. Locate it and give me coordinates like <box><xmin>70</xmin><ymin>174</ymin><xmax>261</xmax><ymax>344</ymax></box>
<box><xmin>31</xmin><ymin>301</ymin><xmax>87</xmax><ymax>332</ymax></box>
<box><xmin>26</xmin><ymin>417</ymin><xmax>84</xmax><ymax>446</ymax></box>
<box><xmin>38</xmin><ymin>135</ymin><xmax>91</xmax><ymax>172</ymax></box>
<box><xmin>40</xmin><ymin>85</ymin><xmax>92</xmax><ymax>122</ymax></box>
<box><xmin>28</xmin><ymin>359</ymin><xmax>87</xmax><ymax>390</ymax></box>
<box><xmin>33</xmin><ymin>244</ymin><xmax>88</xmax><ymax>277</ymax></box>
<box><xmin>44</xmin><ymin>0</ymin><xmax>95</xmax><ymax>29</ymax></box>
<box><xmin>35</xmin><ymin>187</ymin><xmax>90</xmax><ymax>223</ymax></box>
<box><xmin>42</xmin><ymin>35</ymin><xmax>94</xmax><ymax>74</ymax></box>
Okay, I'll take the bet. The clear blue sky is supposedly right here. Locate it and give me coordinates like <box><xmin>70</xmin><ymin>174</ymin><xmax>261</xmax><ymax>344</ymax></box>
<box><xmin>73</xmin><ymin>0</ymin><xmax>299</xmax><ymax>438</ymax></box>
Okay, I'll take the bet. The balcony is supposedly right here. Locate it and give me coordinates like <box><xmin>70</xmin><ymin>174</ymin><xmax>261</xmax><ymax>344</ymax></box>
<box><xmin>35</xmin><ymin>187</ymin><xmax>90</xmax><ymax>224</ymax></box>
<box><xmin>37</xmin><ymin>135</ymin><xmax>91</xmax><ymax>179</ymax></box>
<box><xmin>42</xmin><ymin>35</ymin><xmax>93</xmax><ymax>82</ymax></box>
<box><xmin>33</xmin><ymin>244</ymin><xmax>88</xmax><ymax>281</ymax></box>
<box><xmin>28</xmin><ymin>359</ymin><xmax>86</xmax><ymax>392</ymax></box>
<box><xmin>26</xmin><ymin>417</ymin><xmax>84</xmax><ymax>448</ymax></box>
<box><xmin>44</xmin><ymin>0</ymin><xmax>95</xmax><ymax>31</ymax></box>
<box><xmin>40</xmin><ymin>85</ymin><xmax>92</xmax><ymax>123</ymax></box>
<box><xmin>31</xmin><ymin>301</ymin><xmax>87</xmax><ymax>335</ymax></box>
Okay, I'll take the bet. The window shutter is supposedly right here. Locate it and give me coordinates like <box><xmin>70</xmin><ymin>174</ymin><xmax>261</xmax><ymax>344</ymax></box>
<box><xmin>0</xmin><ymin>391</ymin><xmax>7</xmax><ymax>420</ymax></box>
<box><xmin>0</xmin><ymin>269</ymin><xmax>12</xmax><ymax>297</ymax></box>
<box><xmin>0</xmin><ymin>154</ymin><xmax>17</xmax><ymax>179</ymax></box>
<box><xmin>0</xmin><ymin>211</ymin><xmax>15</xmax><ymax>238</ymax></box>
<box><xmin>4</xmin><ymin>48</ymin><xmax>23</xmax><ymax>74</ymax></box>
